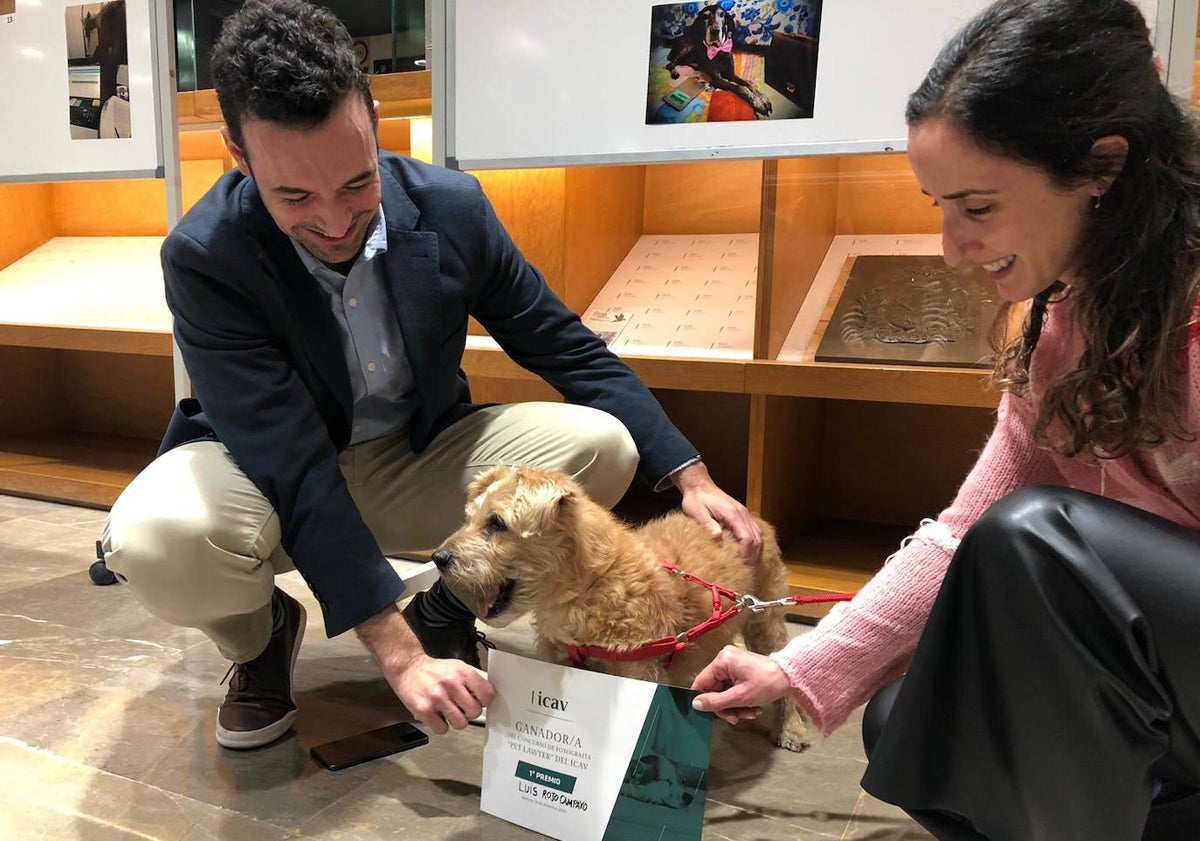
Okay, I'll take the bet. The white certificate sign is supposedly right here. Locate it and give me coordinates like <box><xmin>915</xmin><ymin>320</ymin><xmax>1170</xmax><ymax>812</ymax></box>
<box><xmin>483</xmin><ymin>651</ymin><xmax>714</xmax><ymax>841</ymax></box>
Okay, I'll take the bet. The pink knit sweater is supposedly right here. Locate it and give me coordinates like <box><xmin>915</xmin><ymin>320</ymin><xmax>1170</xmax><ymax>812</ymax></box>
<box><xmin>771</xmin><ymin>295</ymin><xmax>1200</xmax><ymax>736</ymax></box>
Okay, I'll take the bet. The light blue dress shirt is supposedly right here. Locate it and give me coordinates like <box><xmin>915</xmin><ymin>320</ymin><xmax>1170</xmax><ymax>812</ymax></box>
<box><xmin>292</xmin><ymin>205</ymin><xmax>416</xmax><ymax>445</ymax></box>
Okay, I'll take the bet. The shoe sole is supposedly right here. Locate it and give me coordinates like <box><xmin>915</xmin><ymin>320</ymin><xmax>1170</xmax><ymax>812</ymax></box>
<box><xmin>216</xmin><ymin>598</ymin><xmax>307</xmax><ymax>750</ymax></box>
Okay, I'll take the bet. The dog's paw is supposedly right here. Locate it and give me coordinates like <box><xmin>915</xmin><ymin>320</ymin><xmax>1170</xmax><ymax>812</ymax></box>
<box><xmin>774</xmin><ymin>701</ymin><xmax>812</xmax><ymax>752</ymax></box>
<box><xmin>751</xmin><ymin>92</ymin><xmax>773</xmax><ymax>117</ymax></box>
<box><xmin>774</xmin><ymin>729</ymin><xmax>812</xmax><ymax>753</ymax></box>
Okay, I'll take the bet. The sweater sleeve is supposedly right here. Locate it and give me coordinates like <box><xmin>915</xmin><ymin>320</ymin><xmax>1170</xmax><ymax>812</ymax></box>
<box><xmin>770</xmin><ymin>391</ymin><xmax>1063</xmax><ymax>735</ymax></box>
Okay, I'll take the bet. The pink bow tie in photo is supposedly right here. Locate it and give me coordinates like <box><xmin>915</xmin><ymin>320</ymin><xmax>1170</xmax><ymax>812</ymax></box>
<box><xmin>706</xmin><ymin>38</ymin><xmax>733</xmax><ymax>60</ymax></box>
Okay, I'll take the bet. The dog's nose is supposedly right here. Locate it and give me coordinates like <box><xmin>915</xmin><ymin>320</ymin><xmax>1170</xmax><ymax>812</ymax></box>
<box><xmin>431</xmin><ymin>548</ymin><xmax>454</xmax><ymax>570</ymax></box>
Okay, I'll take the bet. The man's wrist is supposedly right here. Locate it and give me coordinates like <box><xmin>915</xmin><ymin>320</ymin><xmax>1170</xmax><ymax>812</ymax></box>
<box><xmin>670</xmin><ymin>460</ymin><xmax>712</xmax><ymax>493</ymax></box>
<box><xmin>356</xmin><ymin>602</ymin><xmax>424</xmax><ymax>673</ymax></box>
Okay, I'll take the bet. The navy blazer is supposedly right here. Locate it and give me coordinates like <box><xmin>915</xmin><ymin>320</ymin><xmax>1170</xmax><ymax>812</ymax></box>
<box><xmin>159</xmin><ymin>152</ymin><xmax>698</xmax><ymax>637</ymax></box>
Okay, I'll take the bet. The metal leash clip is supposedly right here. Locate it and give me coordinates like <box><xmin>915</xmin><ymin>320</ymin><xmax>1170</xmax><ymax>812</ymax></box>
<box><xmin>737</xmin><ymin>593</ymin><xmax>793</xmax><ymax>612</ymax></box>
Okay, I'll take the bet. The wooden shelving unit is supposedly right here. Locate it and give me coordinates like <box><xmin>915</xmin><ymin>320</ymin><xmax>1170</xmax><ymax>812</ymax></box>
<box><xmin>0</xmin><ymin>236</ymin><xmax>172</xmax><ymax>506</ymax></box>
<box><xmin>6</xmin><ymin>40</ymin><xmax>1195</xmax><ymax>585</ymax></box>
<box><xmin>453</xmin><ymin>153</ymin><xmax>1001</xmax><ymax>597</ymax></box>
<box><xmin>0</xmin><ymin>76</ymin><xmax>430</xmax><ymax>508</ymax></box>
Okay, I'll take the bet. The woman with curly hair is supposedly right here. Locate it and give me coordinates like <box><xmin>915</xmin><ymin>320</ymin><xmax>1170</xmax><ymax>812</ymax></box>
<box><xmin>693</xmin><ymin>1</ymin><xmax>1200</xmax><ymax>837</ymax></box>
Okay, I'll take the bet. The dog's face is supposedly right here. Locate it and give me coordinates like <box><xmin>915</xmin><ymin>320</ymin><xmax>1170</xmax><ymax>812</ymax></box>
<box><xmin>433</xmin><ymin>466</ymin><xmax>579</xmax><ymax>627</ymax></box>
<box><xmin>694</xmin><ymin>4</ymin><xmax>733</xmax><ymax>48</ymax></box>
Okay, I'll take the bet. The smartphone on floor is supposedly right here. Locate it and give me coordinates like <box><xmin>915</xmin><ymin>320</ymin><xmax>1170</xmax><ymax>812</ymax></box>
<box><xmin>310</xmin><ymin>721</ymin><xmax>429</xmax><ymax>771</ymax></box>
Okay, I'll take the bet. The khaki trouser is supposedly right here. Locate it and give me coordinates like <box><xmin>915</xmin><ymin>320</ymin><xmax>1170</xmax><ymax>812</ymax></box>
<box><xmin>101</xmin><ymin>402</ymin><xmax>639</xmax><ymax>662</ymax></box>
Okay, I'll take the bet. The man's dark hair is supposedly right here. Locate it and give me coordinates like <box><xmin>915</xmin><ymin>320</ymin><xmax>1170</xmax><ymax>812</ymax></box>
<box><xmin>211</xmin><ymin>0</ymin><xmax>375</xmax><ymax>153</ymax></box>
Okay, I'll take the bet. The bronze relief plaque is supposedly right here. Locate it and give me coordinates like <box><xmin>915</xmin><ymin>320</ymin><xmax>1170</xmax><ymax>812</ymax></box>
<box><xmin>814</xmin><ymin>254</ymin><xmax>1000</xmax><ymax>368</ymax></box>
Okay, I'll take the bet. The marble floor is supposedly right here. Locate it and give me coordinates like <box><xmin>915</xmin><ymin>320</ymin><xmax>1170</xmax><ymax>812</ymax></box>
<box><xmin>0</xmin><ymin>493</ymin><xmax>931</xmax><ymax>841</ymax></box>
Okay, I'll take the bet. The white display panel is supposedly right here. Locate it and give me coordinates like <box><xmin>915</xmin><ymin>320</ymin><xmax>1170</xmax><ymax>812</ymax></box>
<box><xmin>0</xmin><ymin>0</ymin><xmax>166</xmax><ymax>181</ymax></box>
<box><xmin>439</xmin><ymin>0</ymin><xmax>1164</xmax><ymax>170</ymax></box>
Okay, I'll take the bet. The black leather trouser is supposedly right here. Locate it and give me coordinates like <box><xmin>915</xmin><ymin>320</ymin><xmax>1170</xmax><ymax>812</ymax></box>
<box><xmin>858</xmin><ymin>487</ymin><xmax>1200</xmax><ymax>841</ymax></box>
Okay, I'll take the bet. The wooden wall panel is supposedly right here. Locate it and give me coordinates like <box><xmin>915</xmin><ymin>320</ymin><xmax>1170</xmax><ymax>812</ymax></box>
<box><xmin>178</xmin><ymin>128</ymin><xmax>236</xmax><ymax>173</ymax></box>
<box><xmin>654</xmin><ymin>389</ymin><xmax>750</xmax><ymax>499</ymax></box>
<box><xmin>189</xmin><ymin>89</ymin><xmax>224</xmax><ymax>124</ymax></box>
<box><xmin>371</xmin><ymin>72</ymin><xmax>433</xmax><ymax>119</ymax></box>
<box><xmin>817</xmin><ymin>400</ymin><xmax>993</xmax><ymax>526</ymax></box>
<box><xmin>60</xmin><ymin>352</ymin><xmax>174</xmax><ymax>442</ymax></box>
<box><xmin>0</xmin><ymin>347</ymin><xmax>62</xmax><ymax>436</ymax></box>
<box><xmin>835</xmin><ymin>153</ymin><xmax>942</xmax><ymax>235</ymax></box>
<box><xmin>181</xmin><ymin>160</ymin><xmax>225</xmax><ymax>213</ymax></box>
<box><xmin>468</xmin><ymin>168</ymin><xmax>567</xmax><ymax>337</ymax></box>
<box><xmin>53</xmin><ymin>178</ymin><xmax>166</xmax><ymax>235</ymax></box>
<box><xmin>467</xmin><ymin>376</ymin><xmax>561</xmax><ymax>406</ymax></box>
<box><xmin>759</xmin><ymin>156</ymin><xmax>838</xmax><ymax>359</ymax></box>
<box><xmin>177</xmin><ymin>129</ymin><xmax>226</xmax><ymax>161</ymax></box>
<box><xmin>563</xmin><ymin>165</ymin><xmax>645</xmax><ymax>313</ymax></box>
<box><xmin>643</xmin><ymin>160</ymin><xmax>763</xmax><ymax>234</ymax></box>
<box><xmin>178</xmin><ymin>73</ymin><xmax>433</xmax><ymax>125</ymax></box>
<box><xmin>0</xmin><ymin>183</ymin><xmax>55</xmax><ymax>272</ymax></box>
<box><xmin>748</xmin><ymin>394</ymin><xmax>822</xmax><ymax>541</ymax></box>
<box><xmin>1194</xmin><ymin>25</ymin><xmax>1199</xmax><ymax>104</ymax></box>
<box><xmin>470</xmin><ymin>168</ymin><xmax>567</xmax><ymax>292</ymax></box>
<box><xmin>51</xmin><ymin>159</ymin><xmax>226</xmax><ymax>235</ymax></box>
<box><xmin>377</xmin><ymin>118</ymin><xmax>413</xmax><ymax>155</ymax></box>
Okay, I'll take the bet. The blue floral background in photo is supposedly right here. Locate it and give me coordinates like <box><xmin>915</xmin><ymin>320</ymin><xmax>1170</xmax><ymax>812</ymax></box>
<box><xmin>654</xmin><ymin>0</ymin><xmax>822</xmax><ymax>48</ymax></box>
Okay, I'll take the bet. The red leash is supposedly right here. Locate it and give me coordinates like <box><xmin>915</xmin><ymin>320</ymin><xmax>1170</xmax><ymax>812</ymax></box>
<box><xmin>566</xmin><ymin>559</ymin><xmax>856</xmax><ymax>669</ymax></box>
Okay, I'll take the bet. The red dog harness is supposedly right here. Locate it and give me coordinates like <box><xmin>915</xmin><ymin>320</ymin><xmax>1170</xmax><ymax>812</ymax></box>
<box><xmin>565</xmin><ymin>559</ymin><xmax>855</xmax><ymax>669</ymax></box>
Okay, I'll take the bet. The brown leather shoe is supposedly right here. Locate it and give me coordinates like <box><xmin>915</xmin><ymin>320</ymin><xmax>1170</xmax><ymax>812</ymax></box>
<box><xmin>401</xmin><ymin>591</ymin><xmax>493</xmax><ymax>669</ymax></box>
<box><xmin>216</xmin><ymin>588</ymin><xmax>305</xmax><ymax>749</ymax></box>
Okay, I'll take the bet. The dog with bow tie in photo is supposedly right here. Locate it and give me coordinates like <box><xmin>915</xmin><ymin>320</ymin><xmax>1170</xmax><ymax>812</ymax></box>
<box><xmin>663</xmin><ymin>4</ymin><xmax>773</xmax><ymax>117</ymax></box>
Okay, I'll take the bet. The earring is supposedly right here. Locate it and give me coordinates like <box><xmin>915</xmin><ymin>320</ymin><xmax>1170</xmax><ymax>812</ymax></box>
<box><xmin>1093</xmin><ymin>194</ymin><xmax>1103</xmax><ymax>210</ymax></box>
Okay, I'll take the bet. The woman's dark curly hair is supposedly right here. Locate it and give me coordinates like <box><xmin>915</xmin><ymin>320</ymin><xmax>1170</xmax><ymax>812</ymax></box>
<box><xmin>211</xmin><ymin>0</ymin><xmax>374</xmax><ymax>155</ymax></box>
<box><xmin>908</xmin><ymin>0</ymin><xmax>1200</xmax><ymax>458</ymax></box>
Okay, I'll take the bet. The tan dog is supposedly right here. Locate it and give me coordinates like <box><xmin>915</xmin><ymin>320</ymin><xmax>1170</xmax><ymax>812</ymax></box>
<box><xmin>433</xmin><ymin>465</ymin><xmax>811</xmax><ymax>752</ymax></box>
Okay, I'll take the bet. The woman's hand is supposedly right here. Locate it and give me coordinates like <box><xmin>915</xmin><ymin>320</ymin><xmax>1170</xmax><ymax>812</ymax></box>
<box><xmin>690</xmin><ymin>645</ymin><xmax>792</xmax><ymax>725</ymax></box>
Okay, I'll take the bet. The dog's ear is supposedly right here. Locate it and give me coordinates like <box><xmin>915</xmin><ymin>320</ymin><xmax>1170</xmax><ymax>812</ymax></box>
<box><xmin>517</xmin><ymin>478</ymin><xmax>575</xmax><ymax>538</ymax></box>
<box><xmin>466</xmin><ymin>466</ymin><xmax>515</xmax><ymax>515</ymax></box>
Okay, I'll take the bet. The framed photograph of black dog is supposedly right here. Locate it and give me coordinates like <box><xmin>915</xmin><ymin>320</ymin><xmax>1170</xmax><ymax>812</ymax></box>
<box><xmin>646</xmin><ymin>0</ymin><xmax>822</xmax><ymax>125</ymax></box>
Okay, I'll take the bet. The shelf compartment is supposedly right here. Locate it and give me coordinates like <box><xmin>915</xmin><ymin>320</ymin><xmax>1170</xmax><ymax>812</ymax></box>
<box><xmin>0</xmin><ymin>236</ymin><xmax>170</xmax><ymax>355</ymax></box>
<box><xmin>578</xmin><ymin>233</ymin><xmax>759</xmax><ymax>360</ymax></box>
<box><xmin>747</xmin><ymin>232</ymin><xmax>998</xmax><ymax>408</ymax></box>
<box><xmin>779</xmin><ymin>233</ymin><xmax>944</xmax><ymax>362</ymax></box>
<box><xmin>780</xmin><ymin>518</ymin><xmax>907</xmax><ymax>622</ymax></box>
<box><xmin>0</xmin><ymin>432</ymin><xmax>158</xmax><ymax>509</ymax></box>
<box><xmin>0</xmin><ymin>346</ymin><xmax>173</xmax><ymax>508</ymax></box>
<box><xmin>748</xmin><ymin>394</ymin><xmax>990</xmax><ymax>598</ymax></box>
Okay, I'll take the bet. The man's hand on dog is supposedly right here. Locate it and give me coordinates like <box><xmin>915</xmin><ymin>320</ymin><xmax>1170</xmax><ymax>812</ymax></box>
<box><xmin>671</xmin><ymin>461</ymin><xmax>763</xmax><ymax>562</ymax></box>
<box><xmin>355</xmin><ymin>605</ymin><xmax>495</xmax><ymax>734</ymax></box>
<box><xmin>690</xmin><ymin>645</ymin><xmax>793</xmax><ymax>726</ymax></box>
